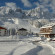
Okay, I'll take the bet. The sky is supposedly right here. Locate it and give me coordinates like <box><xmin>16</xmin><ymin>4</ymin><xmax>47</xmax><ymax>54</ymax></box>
<box><xmin>0</xmin><ymin>0</ymin><xmax>37</xmax><ymax>10</ymax></box>
<box><xmin>0</xmin><ymin>0</ymin><xmax>55</xmax><ymax>12</ymax></box>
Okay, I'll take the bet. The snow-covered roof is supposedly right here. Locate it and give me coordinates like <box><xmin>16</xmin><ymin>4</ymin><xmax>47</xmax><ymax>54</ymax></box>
<box><xmin>41</xmin><ymin>22</ymin><xmax>55</xmax><ymax>28</ymax></box>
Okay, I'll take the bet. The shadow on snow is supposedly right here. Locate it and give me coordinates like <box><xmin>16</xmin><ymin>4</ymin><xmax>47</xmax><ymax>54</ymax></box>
<box><xmin>21</xmin><ymin>46</ymin><xmax>43</xmax><ymax>55</ymax></box>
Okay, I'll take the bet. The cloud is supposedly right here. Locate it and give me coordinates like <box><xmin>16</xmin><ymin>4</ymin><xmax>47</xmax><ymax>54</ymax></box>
<box><xmin>5</xmin><ymin>2</ymin><xmax>17</xmax><ymax>10</ymax></box>
<box><xmin>40</xmin><ymin>0</ymin><xmax>55</xmax><ymax>12</ymax></box>
<box><xmin>48</xmin><ymin>0</ymin><xmax>55</xmax><ymax>12</ymax></box>
<box><xmin>39</xmin><ymin>0</ymin><xmax>50</xmax><ymax>3</ymax></box>
<box><xmin>21</xmin><ymin>0</ymin><xmax>32</xmax><ymax>7</ymax></box>
<box><xmin>34</xmin><ymin>2</ymin><xmax>49</xmax><ymax>12</ymax></box>
<box><xmin>34</xmin><ymin>0</ymin><xmax>55</xmax><ymax>12</ymax></box>
<box><xmin>52</xmin><ymin>0</ymin><xmax>55</xmax><ymax>5</ymax></box>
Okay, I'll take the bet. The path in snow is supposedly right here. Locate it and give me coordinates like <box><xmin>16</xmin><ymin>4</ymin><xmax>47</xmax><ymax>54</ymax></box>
<box><xmin>21</xmin><ymin>42</ymin><xmax>53</xmax><ymax>55</ymax></box>
<box><xmin>9</xmin><ymin>41</ymin><xmax>53</xmax><ymax>55</ymax></box>
<box><xmin>0</xmin><ymin>40</ymin><xmax>54</xmax><ymax>55</ymax></box>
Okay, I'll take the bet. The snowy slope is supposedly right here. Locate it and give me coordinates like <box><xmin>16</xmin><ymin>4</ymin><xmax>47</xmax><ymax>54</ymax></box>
<box><xmin>0</xmin><ymin>6</ymin><xmax>53</xmax><ymax>29</ymax></box>
<box><xmin>0</xmin><ymin>18</ymin><xmax>40</xmax><ymax>34</ymax></box>
<box><xmin>0</xmin><ymin>38</ymin><xmax>54</xmax><ymax>55</ymax></box>
<box><xmin>0</xmin><ymin>5</ymin><xmax>53</xmax><ymax>33</ymax></box>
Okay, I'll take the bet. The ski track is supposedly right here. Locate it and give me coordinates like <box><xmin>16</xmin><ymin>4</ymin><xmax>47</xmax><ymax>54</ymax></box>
<box><xmin>0</xmin><ymin>40</ymin><xmax>54</xmax><ymax>55</ymax></box>
<box><xmin>21</xmin><ymin>42</ymin><xmax>53</xmax><ymax>55</ymax></box>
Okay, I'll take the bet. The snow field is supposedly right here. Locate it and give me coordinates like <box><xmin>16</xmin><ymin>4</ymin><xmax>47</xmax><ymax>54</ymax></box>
<box><xmin>39</xmin><ymin>41</ymin><xmax>55</xmax><ymax>54</ymax></box>
<box><xmin>0</xmin><ymin>37</ymin><xmax>54</xmax><ymax>55</ymax></box>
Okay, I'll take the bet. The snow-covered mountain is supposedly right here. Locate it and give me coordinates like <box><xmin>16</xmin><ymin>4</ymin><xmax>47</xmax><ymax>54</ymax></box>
<box><xmin>0</xmin><ymin>6</ymin><xmax>54</xmax><ymax>20</ymax></box>
<box><xmin>0</xmin><ymin>6</ymin><xmax>26</xmax><ymax>18</ymax></box>
<box><xmin>0</xmin><ymin>6</ymin><xmax>54</xmax><ymax>29</ymax></box>
<box><xmin>26</xmin><ymin>7</ymin><xmax>53</xmax><ymax>19</ymax></box>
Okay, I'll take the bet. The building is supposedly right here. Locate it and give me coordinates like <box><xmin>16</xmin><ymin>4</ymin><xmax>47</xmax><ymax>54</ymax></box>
<box><xmin>0</xmin><ymin>26</ymin><xmax>7</xmax><ymax>36</ymax></box>
<box><xmin>17</xmin><ymin>28</ymin><xmax>28</xmax><ymax>36</ymax></box>
<box><xmin>39</xmin><ymin>23</ymin><xmax>55</xmax><ymax>38</ymax></box>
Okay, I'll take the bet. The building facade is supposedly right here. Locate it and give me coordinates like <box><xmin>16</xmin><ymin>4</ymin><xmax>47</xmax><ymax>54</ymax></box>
<box><xmin>40</xmin><ymin>23</ymin><xmax>55</xmax><ymax>38</ymax></box>
<box><xmin>17</xmin><ymin>28</ymin><xmax>28</xmax><ymax>36</ymax></box>
<box><xmin>0</xmin><ymin>26</ymin><xmax>7</xmax><ymax>36</ymax></box>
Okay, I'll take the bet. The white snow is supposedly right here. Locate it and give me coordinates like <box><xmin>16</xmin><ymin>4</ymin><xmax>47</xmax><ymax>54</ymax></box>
<box><xmin>3</xmin><ymin>22</ymin><xmax>18</xmax><ymax>29</ymax></box>
<box><xmin>0</xmin><ymin>36</ymin><xmax>54</xmax><ymax>55</ymax></box>
<box><xmin>31</xmin><ymin>27</ymin><xmax>40</xmax><ymax>33</ymax></box>
<box><xmin>0</xmin><ymin>3</ymin><xmax>55</xmax><ymax>55</ymax></box>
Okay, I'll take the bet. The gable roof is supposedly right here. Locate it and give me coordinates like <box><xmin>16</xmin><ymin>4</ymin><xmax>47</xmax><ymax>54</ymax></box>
<box><xmin>0</xmin><ymin>26</ymin><xmax>6</xmax><ymax>29</ymax></box>
<box><xmin>18</xmin><ymin>28</ymin><xmax>27</xmax><ymax>31</ymax></box>
<box><xmin>41</xmin><ymin>22</ymin><xmax>55</xmax><ymax>28</ymax></box>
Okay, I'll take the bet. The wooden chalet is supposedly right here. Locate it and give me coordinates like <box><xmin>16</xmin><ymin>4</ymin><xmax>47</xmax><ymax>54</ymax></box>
<box><xmin>39</xmin><ymin>23</ymin><xmax>55</xmax><ymax>38</ymax></box>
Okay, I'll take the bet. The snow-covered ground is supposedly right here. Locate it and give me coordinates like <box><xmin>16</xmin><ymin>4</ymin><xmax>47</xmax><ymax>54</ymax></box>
<box><xmin>0</xmin><ymin>2</ymin><xmax>55</xmax><ymax>55</ymax></box>
<box><xmin>0</xmin><ymin>36</ymin><xmax>55</xmax><ymax>55</ymax></box>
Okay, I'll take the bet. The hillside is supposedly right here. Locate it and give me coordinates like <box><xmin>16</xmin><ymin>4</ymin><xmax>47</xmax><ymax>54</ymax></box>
<box><xmin>0</xmin><ymin>5</ymin><xmax>54</xmax><ymax>30</ymax></box>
